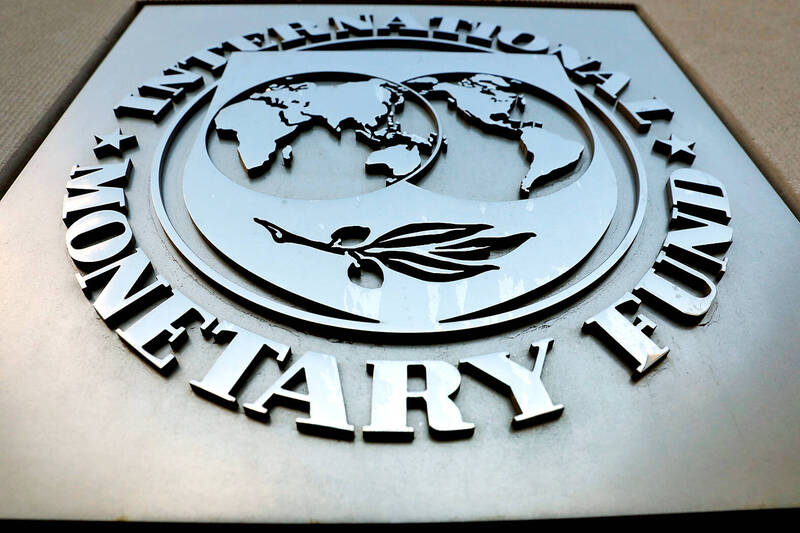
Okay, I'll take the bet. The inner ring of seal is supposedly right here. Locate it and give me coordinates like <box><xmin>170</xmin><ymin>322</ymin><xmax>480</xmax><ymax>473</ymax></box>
<box><xmin>150</xmin><ymin>38</ymin><xmax>647</xmax><ymax>340</ymax></box>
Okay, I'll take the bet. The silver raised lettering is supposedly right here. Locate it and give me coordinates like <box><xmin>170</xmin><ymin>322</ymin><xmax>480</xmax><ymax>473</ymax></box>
<box><xmin>177</xmin><ymin>47</ymin><xmax>227</xmax><ymax>76</ymax></box>
<box><xmin>268</xmin><ymin>20</ymin><xmax>330</xmax><ymax>49</ymax></box>
<box><xmin>574</xmin><ymin>70</ymin><xmax>631</xmax><ymax>102</ymax></box>
<box><xmin>549</xmin><ymin>44</ymin><xmax>601</xmax><ymax>73</ymax></box>
<box><xmin>429</xmin><ymin>16</ymin><xmax>472</xmax><ymax>41</ymax></box>
<box><xmin>377</xmin><ymin>13</ymin><xmax>428</xmax><ymax>37</ymax></box>
<box><xmin>466</xmin><ymin>21</ymin><xmax>500</xmax><ymax>47</ymax></box>
<box><xmin>362</xmin><ymin>361</ymin><xmax>474</xmax><ymax>441</ymax></box>
<box><xmin>243</xmin><ymin>352</ymin><xmax>354</xmax><ymax>440</ymax></box>
<box><xmin>222</xmin><ymin>32</ymin><xmax>277</xmax><ymax>52</ymax></box>
<box><xmin>329</xmin><ymin>15</ymin><xmax>373</xmax><ymax>38</ymax></box>
<box><xmin>459</xmin><ymin>339</ymin><xmax>563</xmax><ymax>428</ymax></box>
<box><xmin>76</xmin><ymin>248</ymin><xmax>169</xmax><ymax>324</ymax></box>
<box><xmin>634</xmin><ymin>252</ymin><xmax>718</xmax><ymax>323</ymax></box>
<box><xmin>116</xmin><ymin>291</ymin><xmax>217</xmax><ymax>373</ymax></box>
<box><xmin>113</xmin><ymin>94</ymin><xmax>171</xmax><ymax>122</ymax></box>
<box><xmin>66</xmin><ymin>210</ymin><xmax>133</xmax><ymax>269</ymax></box>
<box><xmin>617</xmin><ymin>97</ymin><xmax>674</xmax><ymax>133</ymax></box>
<box><xmin>497</xmin><ymin>28</ymin><xmax>549</xmax><ymax>53</ymax></box>
<box><xmin>190</xmin><ymin>321</ymin><xmax>290</xmax><ymax>409</ymax></box>
<box><xmin>669</xmin><ymin>168</ymin><xmax>731</xmax><ymax>224</ymax></box>
<box><xmin>663</xmin><ymin>209</ymin><xmax>732</xmax><ymax>278</ymax></box>
<box><xmin>138</xmin><ymin>67</ymin><xmax>203</xmax><ymax>101</ymax></box>
<box><xmin>62</xmin><ymin>160</ymin><xmax>132</xmax><ymax>226</ymax></box>
<box><xmin>583</xmin><ymin>293</ymin><xmax>669</xmax><ymax>376</ymax></box>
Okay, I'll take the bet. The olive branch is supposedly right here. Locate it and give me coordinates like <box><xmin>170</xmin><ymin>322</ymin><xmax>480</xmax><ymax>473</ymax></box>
<box><xmin>254</xmin><ymin>218</ymin><xmax>535</xmax><ymax>286</ymax></box>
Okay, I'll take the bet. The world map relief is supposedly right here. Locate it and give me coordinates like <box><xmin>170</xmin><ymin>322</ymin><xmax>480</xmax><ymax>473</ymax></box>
<box><xmin>405</xmin><ymin>74</ymin><xmax>585</xmax><ymax>195</ymax></box>
<box><xmin>213</xmin><ymin>79</ymin><xmax>436</xmax><ymax>180</ymax></box>
<box><xmin>214</xmin><ymin>74</ymin><xmax>584</xmax><ymax>195</ymax></box>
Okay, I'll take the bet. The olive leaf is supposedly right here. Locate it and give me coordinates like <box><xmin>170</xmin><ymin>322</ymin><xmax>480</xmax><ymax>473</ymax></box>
<box><xmin>254</xmin><ymin>218</ymin><xmax>535</xmax><ymax>286</ymax></box>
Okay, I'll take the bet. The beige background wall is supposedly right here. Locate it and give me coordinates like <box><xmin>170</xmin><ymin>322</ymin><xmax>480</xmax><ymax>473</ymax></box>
<box><xmin>1</xmin><ymin>0</ymin><xmax>797</xmax><ymax>216</ymax></box>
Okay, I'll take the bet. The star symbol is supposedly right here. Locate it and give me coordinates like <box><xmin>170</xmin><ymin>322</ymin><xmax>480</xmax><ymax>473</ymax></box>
<box><xmin>652</xmin><ymin>134</ymin><xmax>696</xmax><ymax>164</ymax></box>
<box><xmin>93</xmin><ymin>129</ymin><xmax>138</xmax><ymax>158</ymax></box>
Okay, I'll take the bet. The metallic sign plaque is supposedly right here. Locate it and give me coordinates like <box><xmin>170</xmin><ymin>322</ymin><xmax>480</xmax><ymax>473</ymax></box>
<box><xmin>0</xmin><ymin>3</ymin><xmax>798</xmax><ymax>522</ymax></box>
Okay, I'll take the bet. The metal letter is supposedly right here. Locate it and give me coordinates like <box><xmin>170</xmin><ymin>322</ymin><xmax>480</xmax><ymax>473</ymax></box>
<box><xmin>190</xmin><ymin>321</ymin><xmax>290</xmax><ymax>409</ymax></box>
<box><xmin>617</xmin><ymin>97</ymin><xmax>674</xmax><ymax>133</ymax></box>
<box><xmin>269</xmin><ymin>20</ymin><xmax>330</xmax><ymax>49</ymax></box>
<box><xmin>243</xmin><ymin>352</ymin><xmax>354</xmax><ymax>440</ymax></box>
<box><xmin>138</xmin><ymin>67</ymin><xmax>203</xmax><ymax>101</ymax></box>
<box><xmin>76</xmin><ymin>247</ymin><xmax>170</xmax><ymax>324</ymax></box>
<box><xmin>290</xmin><ymin>20</ymin><xmax>331</xmax><ymax>43</ymax></box>
<box><xmin>177</xmin><ymin>48</ymin><xmax>227</xmax><ymax>76</ymax></box>
<box><xmin>583</xmin><ymin>293</ymin><xmax>669</xmax><ymax>376</ymax></box>
<box><xmin>222</xmin><ymin>32</ymin><xmax>277</xmax><ymax>52</ymax></box>
<box><xmin>465</xmin><ymin>21</ymin><xmax>500</xmax><ymax>47</ymax></box>
<box><xmin>497</xmin><ymin>29</ymin><xmax>549</xmax><ymax>54</ymax></box>
<box><xmin>116</xmin><ymin>291</ymin><xmax>217</xmax><ymax>373</ymax></box>
<box><xmin>549</xmin><ymin>44</ymin><xmax>601</xmax><ymax>73</ymax></box>
<box><xmin>669</xmin><ymin>168</ymin><xmax>731</xmax><ymax>224</ymax></box>
<box><xmin>663</xmin><ymin>209</ymin><xmax>732</xmax><ymax>278</ymax></box>
<box><xmin>329</xmin><ymin>15</ymin><xmax>373</xmax><ymax>38</ymax></box>
<box><xmin>634</xmin><ymin>252</ymin><xmax>717</xmax><ymax>323</ymax></box>
<box><xmin>377</xmin><ymin>14</ymin><xmax>428</xmax><ymax>37</ymax></box>
<box><xmin>362</xmin><ymin>361</ymin><xmax>475</xmax><ymax>442</ymax></box>
<box><xmin>429</xmin><ymin>16</ymin><xmax>472</xmax><ymax>41</ymax></box>
<box><xmin>268</xmin><ymin>24</ymin><xmax>306</xmax><ymax>49</ymax></box>
<box><xmin>113</xmin><ymin>94</ymin><xmax>171</xmax><ymax>122</ymax></box>
<box><xmin>459</xmin><ymin>339</ymin><xmax>564</xmax><ymax>429</ymax></box>
<box><xmin>573</xmin><ymin>70</ymin><xmax>631</xmax><ymax>102</ymax></box>
<box><xmin>65</xmin><ymin>210</ymin><xmax>133</xmax><ymax>269</ymax></box>
<box><xmin>62</xmin><ymin>160</ymin><xmax>132</xmax><ymax>226</ymax></box>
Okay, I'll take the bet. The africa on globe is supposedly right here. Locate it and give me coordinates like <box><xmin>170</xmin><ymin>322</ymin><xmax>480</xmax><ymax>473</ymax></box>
<box><xmin>213</xmin><ymin>74</ymin><xmax>440</xmax><ymax>182</ymax></box>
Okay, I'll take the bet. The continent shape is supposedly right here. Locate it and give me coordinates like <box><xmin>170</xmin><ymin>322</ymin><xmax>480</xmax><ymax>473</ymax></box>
<box><xmin>407</xmin><ymin>74</ymin><xmax>585</xmax><ymax>196</ymax></box>
<box><xmin>213</xmin><ymin>79</ymin><xmax>434</xmax><ymax>179</ymax></box>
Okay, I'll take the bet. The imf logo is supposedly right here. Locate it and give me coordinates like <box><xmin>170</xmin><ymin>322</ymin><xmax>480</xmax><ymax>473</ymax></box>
<box><xmin>153</xmin><ymin>52</ymin><xmax>643</xmax><ymax>336</ymax></box>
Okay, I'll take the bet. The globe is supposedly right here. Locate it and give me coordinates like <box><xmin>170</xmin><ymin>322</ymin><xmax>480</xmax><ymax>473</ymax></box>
<box><xmin>180</xmin><ymin>67</ymin><xmax>617</xmax><ymax>330</ymax></box>
<box><xmin>212</xmin><ymin>75</ymin><xmax>441</xmax><ymax>184</ymax></box>
<box><xmin>211</xmin><ymin>72</ymin><xmax>585</xmax><ymax>200</ymax></box>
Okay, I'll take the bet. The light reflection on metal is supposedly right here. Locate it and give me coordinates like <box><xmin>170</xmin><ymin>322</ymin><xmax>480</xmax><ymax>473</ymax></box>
<box><xmin>150</xmin><ymin>49</ymin><xmax>649</xmax><ymax>337</ymax></box>
<box><xmin>405</xmin><ymin>73</ymin><xmax>584</xmax><ymax>196</ymax></box>
<box><xmin>65</xmin><ymin>210</ymin><xmax>134</xmax><ymax>269</ymax></box>
<box><xmin>634</xmin><ymin>252</ymin><xmax>717</xmax><ymax>323</ymax></box>
<box><xmin>190</xmin><ymin>321</ymin><xmax>291</xmax><ymax>409</ymax></box>
<box><xmin>663</xmin><ymin>209</ymin><xmax>732</xmax><ymax>279</ymax></box>
<box><xmin>212</xmin><ymin>73</ymin><xmax>441</xmax><ymax>182</ymax></box>
<box><xmin>362</xmin><ymin>360</ymin><xmax>474</xmax><ymax>441</ymax></box>
<box><xmin>77</xmin><ymin>247</ymin><xmax>170</xmax><ymax>325</ymax></box>
<box><xmin>668</xmin><ymin>168</ymin><xmax>731</xmax><ymax>224</ymax></box>
<box><xmin>583</xmin><ymin>293</ymin><xmax>669</xmax><ymax>377</ymax></box>
<box><xmin>116</xmin><ymin>291</ymin><xmax>217</xmax><ymax>373</ymax></box>
<box><xmin>63</xmin><ymin>160</ymin><xmax>132</xmax><ymax>226</ymax></box>
<box><xmin>459</xmin><ymin>338</ymin><xmax>563</xmax><ymax>428</ymax></box>
<box><xmin>243</xmin><ymin>352</ymin><xmax>355</xmax><ymax>440</ymax></box>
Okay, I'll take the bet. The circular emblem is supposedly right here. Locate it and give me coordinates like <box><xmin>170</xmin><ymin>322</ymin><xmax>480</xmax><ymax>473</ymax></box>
<box><xmin>61</xmin><ymin>16</ymin><xmax>733</xmax><ymax>443</ymax></box>
<box><xmin>151</xmin><ymin>46</ymin><xmax>646</xmax><ymax>336</ymax></box>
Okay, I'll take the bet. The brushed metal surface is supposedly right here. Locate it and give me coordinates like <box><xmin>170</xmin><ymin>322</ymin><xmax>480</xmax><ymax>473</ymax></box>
<box><xmin>0</xmin><ymin>4</ymin><xmax>798</xmax><ymax>522</ymax></box>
